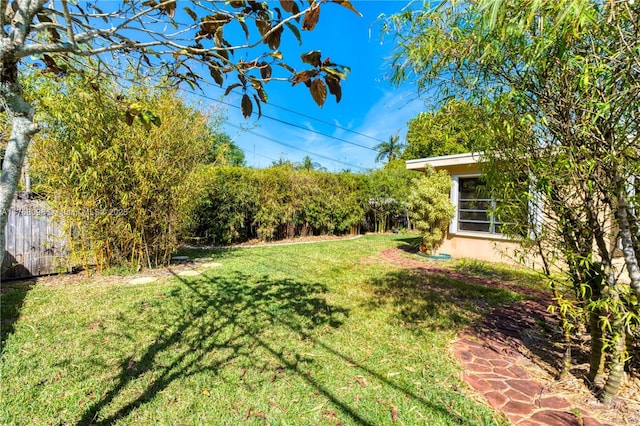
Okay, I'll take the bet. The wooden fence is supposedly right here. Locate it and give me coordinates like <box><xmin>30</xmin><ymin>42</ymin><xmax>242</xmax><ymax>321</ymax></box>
<box><xmin>2</xmin><ymin>197</ymin><xmax>67</xmax><ymax>279</ymax></box>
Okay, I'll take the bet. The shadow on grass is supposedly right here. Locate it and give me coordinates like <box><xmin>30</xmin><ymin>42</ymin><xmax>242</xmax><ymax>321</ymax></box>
<box><xmin>376</xmin><ymin>248</ymin><xmax>587</xmax><ymax>389</ymax></box>
<box><xmin>1</xmin><ymin>279</ymin><xmax>35</xmax><ymax>354</ymax></box>
<box><xmin>77</xmin><ymin>271</ymin><xmax>346</xmax><ymax>425</ymax></box>
<box><xmin>365</xmin><ymin>269</ymin><xmax>524</xmax><ymax>333</ymax></box>
<box><xmin>76</xmin><ymin>268</ymin><xmax>478</xmax><ymax>426</ymax></box>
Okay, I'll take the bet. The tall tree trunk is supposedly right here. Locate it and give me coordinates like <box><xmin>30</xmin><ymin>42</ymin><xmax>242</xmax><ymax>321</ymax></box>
<box><xmin>0</xmin><ymin>59</ymin><xmax>38</xmax><ymax>266</ymax></box>
<box><xmin>550</xmin><ymin>281</ymin><xmax>573</xmax><ymax>378</ymax></box>
<box><xmin>588</xmin><ymin>307</ymin><xmax>605</xmax><ymax>385</ymax></box>
<box><xmin>586</xmin><ymin>264</ymin><xmax>606</xmax><ymax>385</ymax></box>
<box><xmin>601</xmin><ymin>289</ymin><xmax>626</xmax><ymax>404</ymax></box>
<box><xmin>616</xmin><ymin>202</ymin><xmax>640</xmax><ymax>299</ymax></box>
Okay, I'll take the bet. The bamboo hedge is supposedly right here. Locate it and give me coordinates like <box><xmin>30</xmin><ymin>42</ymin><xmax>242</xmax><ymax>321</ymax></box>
<box><xmin>179</xmin><ymin>165</ymin><xmax>371</xmax><ymax>244</ymax></box>
<box><xmin>28</xmin><ymin>76</ymin><xmax>214</xmax><ymax>270</ymax></box>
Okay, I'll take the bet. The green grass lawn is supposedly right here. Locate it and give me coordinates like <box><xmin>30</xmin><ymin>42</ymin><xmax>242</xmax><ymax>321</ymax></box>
<box><xmin>0</xmin><ymin>235</ymin><xmax>535</xmax><ymax>425</ymax></box>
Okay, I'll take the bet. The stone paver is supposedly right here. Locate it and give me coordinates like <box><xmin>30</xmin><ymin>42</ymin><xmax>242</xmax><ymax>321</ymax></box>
<box><xmin>380</xmin><ymin>247</ymin><xmax>608</xmax><ymax>426</ymax></box>
<box><xmin>199</xmin><ymin>261</ymin><xmax>223</xmax><ymax>269</ymax></box>
<box><xmin>176</xmin><ymin>270</ymin><xmax>202</xmax><ymax>277</ymax></box>
<box><xmin>127</xmin><ymin>276</ymin><xmax>158</xmax><ymax>285</ymax></box>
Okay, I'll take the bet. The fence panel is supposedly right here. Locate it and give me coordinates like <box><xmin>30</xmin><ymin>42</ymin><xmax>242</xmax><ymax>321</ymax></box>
<box><xmin>2</xmin><ymin>199</ymin><xmax>66</xmax><ymax>279</ymax></box>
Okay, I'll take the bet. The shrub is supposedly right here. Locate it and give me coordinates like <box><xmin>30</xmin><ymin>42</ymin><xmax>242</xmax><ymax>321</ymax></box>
<box><xmin>29</xmin><ymin>76</ymin><xmax>214</xmax><ymax>269</ymax></box>
<box><xmin>181</xmin><ymin>167</ymin><xmax>368</xmax><ymax>244</ymax></box>
<box><xmin>407</xmin><ymin>168</ymin><xmax>455</xmax><ymax>254</ymax></box>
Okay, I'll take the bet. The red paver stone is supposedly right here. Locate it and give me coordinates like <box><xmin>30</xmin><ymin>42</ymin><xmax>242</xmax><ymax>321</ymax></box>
<box><xmin>507</xmin><ymin>379</ymin><xmax>544</xmax><ymax>396</ymax></box>
<box><xmin>495</xmin><ymin>367</ymin><xmax>520</xmax><ymax>378</ymax></box>
<box><xmin>472</xmin><ymin>357</ymin><xmax>493</xmax><ymax>367</ymax></box>
<box><xmin>468</xmin><ymin>345</ymin><xmax>497</xmax><ymax>358</ymax></box>
<box><xmin>504</xmin><ymin>388</ymin><xmax>534</xmax><ymax>403</ymax></box>
<box><xmin>488</xmin><ymin>359</ymin><xmax>511</xmax><ymax>368</ymax></box>
<box><xmin>465</xmin><ymin>374</ymin><xmax>493</xmax><ymax>393</ymax></box>
<box><xmin>484</xmin><ymin>390</ymin><xmax>508</xmax><ymax>408</ymax></box>
<box><xmin>515</xmin><ymin>419</ymin><xmax>547</xmax><ymax>426</ymax></box>
<box><xmin>474</xmin><ymin>372</ymin><xmax>511</xmax><ymax>381</ymax></box>
<box><xmin>538</xmin><ymin>396</ymin><xmax>571</xmax><ymax>410</ymax></box>
<box><xmin>529</xmin><ymin>410</ymin><xmax>582</xmax><ymax>425</ymax></box>
<box><xmin>502</xmin><ymin>400</ymin><xmax>538</xmax><ymax>416</ymax></box>
<box><xmin>468</xmin><ymin>363</ymin><xmax>494</xmax><ymax>374</ymax></box>
<box><xmin>456</xmin><ymin>350</ymin><xmax>473</xmax><ymax>362</ymax></box>
<box><xmin>508</xmin><ymin>365</ymin><xmax>529</xmax><ymax>377</ymax></box>
<box><xmin>508</xmin><ymin>415</ymin><xmax>527</xmax><ymax>424</ymax></box>
<box><xmin>484</xmin><ymin>379</ymin><xmax>510</xmax><ymax>392</ymax></box>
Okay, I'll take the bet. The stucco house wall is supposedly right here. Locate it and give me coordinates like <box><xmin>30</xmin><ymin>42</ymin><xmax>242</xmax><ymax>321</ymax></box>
<box><xmin>405</xmin><ymin>153</ymin><xmax>522</xmax><ymax>264</ymax></box>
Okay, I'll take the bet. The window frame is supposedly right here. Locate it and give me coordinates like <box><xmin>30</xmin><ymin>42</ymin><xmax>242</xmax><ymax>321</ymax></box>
<box><xmin>450</xmin><ymin>174</ymin><xmax>524</xmax><ymax>239</ymax></box>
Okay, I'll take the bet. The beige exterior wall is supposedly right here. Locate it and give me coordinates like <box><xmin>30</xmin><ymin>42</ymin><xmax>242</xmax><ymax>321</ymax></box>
<box><xmin>407</xmin><ymin>153</ymin><xmax>523</xmax><ymax>264</ymax></box>
<box><xmin>439</xmin><ymin>233</ymin><xmax>522</xmax><ymax>265</ymax></box>
<box><xmin>407</xmin><ymin>154</ymin><xmax>631</xmax><ymax>278</ymax></box>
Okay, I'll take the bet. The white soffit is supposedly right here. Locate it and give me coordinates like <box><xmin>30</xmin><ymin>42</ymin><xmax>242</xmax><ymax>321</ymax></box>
<box><xmin>405</xmin><ymin>152</ymin><xmax>482</xmax><ymax>170</ymax></box>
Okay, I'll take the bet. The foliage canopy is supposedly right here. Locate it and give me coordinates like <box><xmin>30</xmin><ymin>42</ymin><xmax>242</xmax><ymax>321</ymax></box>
<box><xmin>28</xmin><ymin>74</ymin><xmax>215</xmax><ymax>269</ymax></box>
<box><xmin>402</xmin><ymin>100</ymin><xmax>488</xmax><ymax>160</ymax></box>
<box><xmin>0</xmin><ymin>0</ymin><xmax>362</xmax><ymax>267</ymax></box>
<box><xmin>389</xmin><ymin>0</ymin><xmax>640</xmax><ymax>402</ymax></box>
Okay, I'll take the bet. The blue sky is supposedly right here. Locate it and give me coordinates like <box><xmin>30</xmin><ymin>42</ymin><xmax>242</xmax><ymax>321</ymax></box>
<box><xmin>182</xmin><ymin>1</ymin><xmax>425</xmax><ymax>171</ymax></box>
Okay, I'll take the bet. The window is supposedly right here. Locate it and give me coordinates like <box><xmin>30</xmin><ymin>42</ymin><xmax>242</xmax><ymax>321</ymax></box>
<box><xmin>449</xmin><ymin>176</ymin><xmax>514</xmax><ymax>235</ymax></box>
<box><xmin>458</xmin><ymin>176</ymin><xmax>506</xmax><ymax>234</ymax></box>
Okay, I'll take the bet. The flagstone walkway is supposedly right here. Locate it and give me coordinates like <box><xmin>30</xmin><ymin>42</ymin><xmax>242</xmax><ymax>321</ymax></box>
<box><xmin>380</xmin><ymin>247</ymin><xmax>608</xmax><ymax>426</ymax></box>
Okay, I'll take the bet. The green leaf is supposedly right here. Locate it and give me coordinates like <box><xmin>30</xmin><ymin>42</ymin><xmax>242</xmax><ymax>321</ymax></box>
<box><xmin>266</xmin><ymin>26</ymin><xmax>283</xmax><ymax>50</ymax></box>
<box><xmin>279</xmin><ymin>0</ymin><xmax>295</xmax><ymax>13</ymax></box>
<box><xmin>149</xmin><ymin>113</ymin><xmax>161</xmax><ymax>127</ymax></box>
<box><xmin>323</xmin><ymin>66</ymin><xmax>347</xmax><ymax>80</ymax></box>
<box><xmin>224</xmin><ymin>83</ymin><xmax>243</xmax><ymax>97</ymax></box>
<box><xmin>324</xmin><ymin>74</ymin><xmax>342</xmax><ymax>103</ymax></box>
<box><xmin>128</xmin><ymin>102</ymin><xmax>144</xmax><ymax>116</ymax></box>
<box><xmin>285</xmin><ymin>21</ymin><xmax>302</xmax><ymax>45</ymax></box>
<box><xmin>209</xmin><ymin>65</ymin><xmax>224</xmax><ymax>86</ymax></box>
<box><xmin>238</xmin><ymin>20</ymin><xmax>250</xmax><ymax>42</ymax></box>
<box><xmin>139</xmin><ymin>111</ymin><xmax>152</xmax><ymax>130</ymax></box>
<box><xmin>292</xmin><ymin>70</ymin><xmax>318</xmax><ymax>86</ymax></box>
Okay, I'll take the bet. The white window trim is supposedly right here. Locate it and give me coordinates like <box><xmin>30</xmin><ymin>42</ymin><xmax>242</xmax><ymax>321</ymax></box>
<box><xmin>449</xmin><ymin>173</ymin><xmax>543</xmax><ymax>240</ymax></box>
<box><xmin>449</xmin><ymin>175</ymin><xmax>460</xmax><ymax>235</ymax></box>
<box><xmin>450</xmin><ymin>173</ymin><xmax>490</xmax><ymax>235</ymax></box>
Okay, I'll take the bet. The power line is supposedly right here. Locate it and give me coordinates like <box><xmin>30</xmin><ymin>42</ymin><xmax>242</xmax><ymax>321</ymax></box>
<box><xmin>191</xmin><ymin>79</ymin><xmax>390</xmax><ymax>144</ymax></box>
<box><xmin>179</xmin><ymin>87</ymin><xmax>381</xmax><ymax>152</ymax></box>
<box><xmin>251</xmin><ymin>150</ymin><xmax>279</xmax><ymax>164</ymax></box>
<box><xmin>226</xmin><ymin>123</ymin><xmax>365</xmax><ymax>170</ymax></box>
<box><xmin>254</xmin><ymin>100</ymin><xmax>388</xmax><ymax>145</ymax></box>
